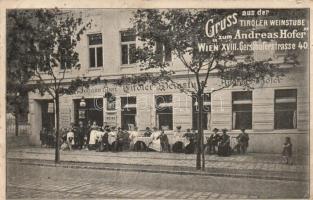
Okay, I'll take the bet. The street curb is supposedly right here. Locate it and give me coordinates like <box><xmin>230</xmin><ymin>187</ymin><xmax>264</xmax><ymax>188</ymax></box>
<box><xmin>8</xmin><ymin>158</ymin><xmax>308</xmax><ymax>182</ymax></box>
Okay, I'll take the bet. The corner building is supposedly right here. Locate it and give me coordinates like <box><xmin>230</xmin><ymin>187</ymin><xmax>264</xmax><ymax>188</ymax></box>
<box><xmin>28</xmin><ymin>9</ymin><xmax>309</xmax><ymax>154</ymax></box>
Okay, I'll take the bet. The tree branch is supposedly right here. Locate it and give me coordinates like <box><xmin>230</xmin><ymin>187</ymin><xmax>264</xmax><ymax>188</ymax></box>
<box><xmin>33</xmin><ymin>70</ymin><xmax>55</xmax><ymax>98</ymax></box>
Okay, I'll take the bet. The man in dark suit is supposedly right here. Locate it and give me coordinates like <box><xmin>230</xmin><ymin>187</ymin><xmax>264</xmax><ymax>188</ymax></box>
<box><xmin>218</xmin><ymin>128</ymin><xmax>231</xmax><ymax>156</ymax></box>
<box><xmin>183</xmin><ymin>129</ymin><xmax>195</xmax><ymax>154</ymax></box>
<box><xmin>207</xmin><ymin>128</ymin><xmax>220</xmax><ymax>154</ymax></box>
<box><xmin>159</xmin><ymin>130</ymin><xmax>170</xmax><ymax>152</ymax></box>
<box><xmin>238</xmin><ymin>128</ymin><xmax>249</xmax><ymax>154</ymax></box>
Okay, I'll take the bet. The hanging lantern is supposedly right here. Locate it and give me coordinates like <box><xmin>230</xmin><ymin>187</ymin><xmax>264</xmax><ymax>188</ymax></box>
<box><xmin>80</xmin><ymin>96</ymin><xmax>86</xmax><ymax>107</ymax></box>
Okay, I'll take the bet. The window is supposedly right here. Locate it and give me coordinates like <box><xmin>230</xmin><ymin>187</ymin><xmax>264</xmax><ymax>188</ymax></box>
<box><xmin>121</xmin><ymin>30</ymin><xmax>136</xmax><ymax>65</ymax></box>
<box><xmin>274</xmin><ymin>89</ymin><xmax>297</xmax><ymax>129</ymax></box>
<box><xmin>155</xmin><ymin>41</ymin><xmax>172</xmax><ymax>62</ymax></box>
<box><xmin>37</xmin><ymin>54</ymin><xmax>51</xmax><ymax>71</ymax></box>
<box><xmin>232</xmin><ymin>91</ymin><xmax>252</xmax><ymax>130</ymax></box>
<box><xmin>121</xmin><ymin>96</ymin><xmax>136</xmax><ymax>130</ymax></box>
<box><xmin>88</xmin><ymin>33</ymin><xmax>103</xmax><ymax>68</ymax></box>
<box><xmin>155</xmin><ymin>95</ymin><xmax>173</xmax><ymax>130</ymax></box>
<box><xmin>192</xmin><ymin>94</ymin><xmax>211</xmax><ymax>130</ymax></box>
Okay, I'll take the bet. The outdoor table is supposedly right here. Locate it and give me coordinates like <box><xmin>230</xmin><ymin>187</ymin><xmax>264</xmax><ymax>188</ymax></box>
<box><xmin>133</xmin><ymin>136</ymin><xmax>152</xmax><ymax>147</ymax></box>
<box><xmin>168</xmin><ymin>136</ymin><xmax>189</xmax><ymax>147</ymax></box>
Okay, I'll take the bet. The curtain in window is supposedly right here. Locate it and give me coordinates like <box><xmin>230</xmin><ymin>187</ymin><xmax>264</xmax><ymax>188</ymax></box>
<box><xmin>232</xmin><ymin>112</ymin><xmax>236</xmax><ymax>129</ymax></box>
<box><xmin>293</xmin><ymin>110</ymin><xmax>297</xmax><ymax>129</ymax></box>
<box><xmin>207</xmin><ymin>112</ymin><xmax>211</xmax><ymax>130</ymax></box>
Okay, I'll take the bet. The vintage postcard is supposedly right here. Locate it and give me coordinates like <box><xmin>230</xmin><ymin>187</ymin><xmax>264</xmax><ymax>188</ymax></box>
<box><xmin>1</xmin><ymin>0</ymin><xmax>311</xmax><ymax>199</ymax></box>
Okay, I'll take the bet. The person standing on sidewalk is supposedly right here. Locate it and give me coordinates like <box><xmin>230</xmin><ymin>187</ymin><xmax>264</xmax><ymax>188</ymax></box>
<box><xmin>282</xmin><ymin>137</ymin><xmax>293</xmax><ymax>165</ymax></box>
<box><xmin>76</xmin><ymin>121</ymin><xmax>85</xmax><ymax>150</ymax></box>
<box><xmin>207</xmin><ymin>128</ymin><xmax>220</xmax><ymax>154</ymax></box>
<box><xmin>237</xmin><ymin>128</ymin><xmax>249</xmax><ymax>154</ymax></box>
<box><xmin>159</xmin><ymin>129</ymin><xmax>170</xmax><ymax>152</ymax></box>
<box><xmin>148</xmin><ymin>127</ymin><xmax>161</xmax><ymax>152</ymax></box>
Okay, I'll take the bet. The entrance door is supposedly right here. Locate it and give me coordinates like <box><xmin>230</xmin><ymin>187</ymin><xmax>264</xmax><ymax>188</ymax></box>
<box><xmin>121</xmin><ymin>97</ymin><xmax>136</xmax><ymax>130</ymax></box>
<box><xmin>74</xmin><ymin>98</ymin><xmax>103</xmax><ymax>127</ymax></box>
<box><xmin>41</xmin><ymin>100</ymin><xmax>55</xmax><ymax>131</ymax></box>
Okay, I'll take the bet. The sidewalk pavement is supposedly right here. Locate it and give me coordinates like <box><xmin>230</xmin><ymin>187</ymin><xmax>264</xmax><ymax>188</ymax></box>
<box><xmin>7</xmin><ymin>147</ymin><xmax>308</xmax><ymax>181</ymax></box>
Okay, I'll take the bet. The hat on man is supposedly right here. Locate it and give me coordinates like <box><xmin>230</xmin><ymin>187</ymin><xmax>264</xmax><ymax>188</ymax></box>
<box><xmin>240</xmin><ymin>128</ymin><xmax>246</xmax><ymax>132</ymax></box>
<box><xmin>176</xmin><ymin>125</ymin><xmax>182</xmax><ymax>130</ymax></box>
<box><xmin>222</xmin><ymin>128</ymin><xmax>228</xmax><ymax>133</ymax></box>
<box><xmin>213</xmin><ymin>128</ymin><xmax>219</xmax><ymax>132</ymax></box>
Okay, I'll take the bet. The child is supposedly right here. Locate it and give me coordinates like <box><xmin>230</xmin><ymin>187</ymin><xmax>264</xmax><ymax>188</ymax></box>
<box><xmin>282</xmin><ymin>137</ymin><xmax>293</xmax><ymax>164</ymax></box>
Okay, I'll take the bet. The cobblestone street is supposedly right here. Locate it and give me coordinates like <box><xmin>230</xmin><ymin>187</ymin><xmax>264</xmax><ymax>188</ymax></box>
<box><xmin>6</xmin><ymin>147</ymin><xmax>309</xmax><ymax>199</ymax></box>
<box><xmin>7</xmin><ymin>162</ymin><xmax>308</xmax><ymax>199</ymax></box>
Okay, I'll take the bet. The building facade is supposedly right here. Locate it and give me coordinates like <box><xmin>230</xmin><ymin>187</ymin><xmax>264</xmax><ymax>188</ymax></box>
<box><xmin>28</xmin><ymin>9</ymin><xmax>309</xmax><ymax>154</ymax></box>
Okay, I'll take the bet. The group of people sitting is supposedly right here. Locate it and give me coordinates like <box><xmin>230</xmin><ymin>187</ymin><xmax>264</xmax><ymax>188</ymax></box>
<box><xmin>40</xmin><ymin>121</ymin><xmax>249</xmax><ymax>156</ymax></box>
<box><xmin>206</xmin><ymin>128</ymin><xmax>249</xmax><ymax>156</ymax></box>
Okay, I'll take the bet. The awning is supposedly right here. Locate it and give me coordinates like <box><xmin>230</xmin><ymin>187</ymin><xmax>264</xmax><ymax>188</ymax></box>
<box><xmin>123</xmin><ymin>104</ymin><xmax>137</xmax><ymax>109</ymax></box>
<box><xmin>275</xmin><ymin>97</ymin><xmax>296</xmax><ymax>103</ymax></box>
<box><xmin>233</xmin><ymin>100</ymin><xmax>252</xmax><ymax>104</ymax></box>
<box><xmin>158</xmin><ymin>102</ymin><xmax>173</xmax><ymax>107</ymax></box>
<box><xmin>203</xmin><ymin>102</ymin><xmax>211</xmax><ymax>106</ymax></box>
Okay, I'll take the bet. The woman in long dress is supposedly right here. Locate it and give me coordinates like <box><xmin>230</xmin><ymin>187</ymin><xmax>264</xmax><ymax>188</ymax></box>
<box><xmin>148</xmin><ymin>127</ymin><xmax>161</xmax><ymax>152</ymax></box>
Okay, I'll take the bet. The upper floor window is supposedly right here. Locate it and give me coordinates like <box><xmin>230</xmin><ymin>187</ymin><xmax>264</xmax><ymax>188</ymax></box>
<box><xmin>88</xmin><ymin>33</ymin><xmax>103</xmax><ymax>68</ymax></box>
<box><xmin>274</xmin><ymin>89</ymin><xmax>297</xmax><ymax>129</ymax></box>
<box><xmin>121</xmin><ymin>30</ymin><xmax>136</xmax><ymax>65</ymax></box>
<box><xmin>155</xmin><ymin>41</ymin><xmax>172</xmax><ymax>62</ymax></box>
<box><xmin>232</xmin><ymin>91</ymin><xmax>252</xmax><ymax>130</ymax></box>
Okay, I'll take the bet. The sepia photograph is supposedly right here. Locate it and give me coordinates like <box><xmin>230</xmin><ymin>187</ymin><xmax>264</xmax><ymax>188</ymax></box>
<box><xmin>5</xmin><ymin>4</ymin><xmax>310</xmax><ymax>199</ymax></box>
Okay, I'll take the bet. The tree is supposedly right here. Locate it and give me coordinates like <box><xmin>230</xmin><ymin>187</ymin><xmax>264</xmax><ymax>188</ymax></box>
<box><xmin>130</xmin><ymin>9</ymin><xmax>304</xmax><ymax>170</ymax></box>
<box><xmin>6</xmin><ymin>9</ymin><xmax>94</xmax><ymax>163</ymax></box>
<box><xmin>6</xmin><ymin>10</ymin><xmax>38</xmax><ymax>136</ymax></box>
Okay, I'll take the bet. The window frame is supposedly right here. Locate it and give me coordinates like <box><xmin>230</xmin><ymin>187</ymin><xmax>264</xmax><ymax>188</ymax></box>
<box><xmin>88</xmin><ymin>33</ymin><xmax>103</xmax><ymax>68</ymax></box>
<box><xmin>274</xmin><ymin>89</ymin><xmax>297</xmax><ymax>130</ymax></box>
<box><xmin>120</xmin><ymin>30</ymin><xmax>136</xmax><ymax>66</ymax></box>
<box><xmin>155</xmin><ymin>94</ymin><xmax>173</xmax><ymax>130</ymax></box>
<box><xmin>155</xmin><ymin>41</ymin><xmax>172</xmax><ymax>63</ymax></box>
<box><xmin>121</xmin><ymin>96</ymin><xmax>137</xmax><ymax>130</ymax></box>
<box><xmin>232</xmin><ymin>91</ymin><xmax>253</xmax><ymax>130</ymax></box>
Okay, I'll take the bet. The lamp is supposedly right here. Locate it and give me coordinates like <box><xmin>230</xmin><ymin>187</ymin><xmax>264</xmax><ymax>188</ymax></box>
<box><xmin>80</xmin><ymin>96</ymin><xmax>86</xmax><ymax>107</ymax></box>
<box><xmin>194</xmin><ymin>100</ymin><xmax>198</xmax><ymax>107</ymax></box>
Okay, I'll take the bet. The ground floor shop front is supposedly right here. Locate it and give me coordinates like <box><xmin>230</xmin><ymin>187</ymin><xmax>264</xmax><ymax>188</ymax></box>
<box><xmin>28</xmin><ymin>71</ymin><xmax>309</xmax><ymax>154</ymax></box>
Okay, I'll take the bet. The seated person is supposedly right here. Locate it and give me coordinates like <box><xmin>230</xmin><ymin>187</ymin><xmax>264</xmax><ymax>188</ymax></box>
<box><xmin>89</xmin><ymin>128</ymin><xmax>102</xmax><ymax>150</ymax></box>
<box><xmin>143</xmin><ymin>127</ymin><xmax>152</xmax><ymax>137</ymax></box>
<box><xmin>97</xmin><ymin>130</ymin><xmax>109</xmax><ymax>152</ymax></box>
<box><xmin>173</xmin><ymin>125</ymin><xmax>183</xmax><ymax>138</ymax></box>
<box><xmin>183</xmin><ymin>128</ymin><xmax>195</xmax><ymax>154</ymax></box>
<box><xmin>66</xmin><ymin>130</ymin><xmax>75</xmax><ymax>151</ymax></box>
<box><xmin>217</xmin><ymin>128</ymin><xmax>231</xmax><ymax>156</ymax></box>
<box><xmin>207</xmin><ymin>128</ymin><xmax>220</xmax><ymax>154</ymax></box>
